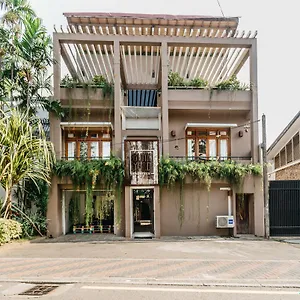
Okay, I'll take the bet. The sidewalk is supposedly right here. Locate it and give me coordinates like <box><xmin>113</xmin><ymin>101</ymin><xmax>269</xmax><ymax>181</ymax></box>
<box><xmin>1</xmin><ymin>238</ymin><xmax>300</xmax><ymax>288</ymax></box>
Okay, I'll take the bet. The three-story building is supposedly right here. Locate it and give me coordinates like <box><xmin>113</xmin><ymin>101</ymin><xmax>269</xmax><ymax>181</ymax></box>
<box><xmin>48</xmin><ymin>12</ymin><xmax>263</xmax><ymax>238</ymax></box>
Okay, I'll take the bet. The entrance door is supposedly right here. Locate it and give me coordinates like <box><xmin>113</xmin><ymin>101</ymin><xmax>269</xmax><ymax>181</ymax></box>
<box><xmin>132</xmin><ymin>188</ymin><xmax>154</xmax><ymax>234</ymax></box>
<box><xmin>236</xmin><ymin>194</ymin><xmax>254</xmax><ymax>234</ymax></box>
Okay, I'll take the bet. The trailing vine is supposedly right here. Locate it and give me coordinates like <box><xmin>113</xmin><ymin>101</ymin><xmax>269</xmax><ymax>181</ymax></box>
<box><xmin>53</xmin><ymin>156</ymin><xmax>124</xmax><ymax>226</ymax></box>
<box><xmin>60</xmin><ymin>74</ymin><xmax>114</xmax><ymax>98</ymax></box>
<box><xmin>159</xmin><ymin>158</ymin><xmax>262</xmax><ymax>226</ymax></box>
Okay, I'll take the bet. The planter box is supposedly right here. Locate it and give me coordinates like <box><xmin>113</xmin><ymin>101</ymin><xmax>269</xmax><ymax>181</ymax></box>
<box><xmin>168</xmin><ymin>89</ymin><xmax>251</xmax><ymax>111</ymax></box>
<box><xmin>60</xmin><ymin>87</ymin><xmax>113</xmax><ymax>108</ymax></box>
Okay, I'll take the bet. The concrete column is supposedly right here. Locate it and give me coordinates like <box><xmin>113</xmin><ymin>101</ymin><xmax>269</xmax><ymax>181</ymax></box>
<box><xmin>113</xmin><ymin>41</ymin><xmax>122</xmax><ymax>157</ymax></box>
<box><xmin>249</xmin><ymin>40</ymin><xmax>259</xmax><ymax>163</ymax></box>
<box><xmin>47</xmin><ymin>177</ymin><xmax>62</xmax><ymax>237</ymax></box>
<box><xmin>161</xmin><ymin>42</ymin><xmax>169</xmax><ymax>155</ymax></box>
<box><xmin>154</xmin><ymin>186</ymin><xmax>161</xmax><ymax>238</ymax></box>
<box><xmin>124</xmin><ymin>186</ymin><xmax>131</xmax><ymax>238</ymax></box>
<box><xmin>47</xmin><ymin>36</ymin><xmax>62</xmax><ymax>238</ymax></box>
<box><xmin>254</xmin><ymin>176</ymin><xmax>264</xmax><ymax>237</ymax></box>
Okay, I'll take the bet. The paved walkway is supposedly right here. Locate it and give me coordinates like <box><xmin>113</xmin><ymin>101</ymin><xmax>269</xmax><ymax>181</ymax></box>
<box><xmin>1</xmin><ymin>238</ymin><xmax>300</xmax><ymax>287</ymax></box>
<box><xmin>0</xmin><ymin>257</ymin><xmax>300</xmax><ymax>286</ymax></box>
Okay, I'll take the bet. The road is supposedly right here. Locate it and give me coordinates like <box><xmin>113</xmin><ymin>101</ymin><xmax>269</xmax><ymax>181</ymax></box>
<box><xmin>1</xmin><ymin>283</ymin><xmax>300</xmax><ymax>299</ymax></box>
<box><xmin>1</xmin><ymin>236</ymin><xmax>300</xmax><ymax>298</ymax></box>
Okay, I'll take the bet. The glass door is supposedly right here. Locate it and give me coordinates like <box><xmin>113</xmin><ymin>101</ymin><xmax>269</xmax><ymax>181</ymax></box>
<box><xmin>132</xmin><ymin>188</ymin><xmax>154</xmax><ymax>234</ymax></box>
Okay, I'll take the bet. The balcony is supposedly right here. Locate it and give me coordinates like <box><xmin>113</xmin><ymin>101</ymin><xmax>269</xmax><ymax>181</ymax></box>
<box><xmin>168</xmin><ymin>88</ymin><xmax>251</xmax><ymax>111</ymax></box>
<box><xmin>60</xmin><ymin>86</ymin><xmax>113</xmax><ymax>108</ymax></box>
<box><xmin>121</xmin><ymin>106</ymin><xmax>161</xmax><ymax>130</ymax></box>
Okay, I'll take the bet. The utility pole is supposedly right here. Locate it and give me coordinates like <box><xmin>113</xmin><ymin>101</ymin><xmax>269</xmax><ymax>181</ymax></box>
<box><xmin>262</xmin><ymin>114</ymin><xmax>270</xmax><ymax>239</ymax></box>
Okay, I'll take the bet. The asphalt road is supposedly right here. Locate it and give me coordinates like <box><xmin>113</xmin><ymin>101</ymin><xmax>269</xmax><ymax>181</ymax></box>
<box><xmin>1</xmin><ymin>283</ymin><xmax>300</xmax><ymax>300</ymax></box>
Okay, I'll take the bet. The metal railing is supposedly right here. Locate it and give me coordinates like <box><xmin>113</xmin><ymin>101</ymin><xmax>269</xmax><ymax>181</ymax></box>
<box><xmin>169</xmin><ymin>156</ymin><xmax>253</xmax><ymax>163</ymax></box>
<box><xmin>61</xmin><ymin>156</ymin><xmax>110</xmax><ymax>161</ymax></box>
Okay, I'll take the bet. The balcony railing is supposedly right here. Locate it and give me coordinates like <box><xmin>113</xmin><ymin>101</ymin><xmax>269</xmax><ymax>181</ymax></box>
<box><xmin>169</xmin><ymin>156</ymin><xmax>253</xmax><ymax>163</ymax></box>
<box><xmin>61</xmin><ymin>156</ymin><xmax>110</xmax><ymax>161</ymax></box>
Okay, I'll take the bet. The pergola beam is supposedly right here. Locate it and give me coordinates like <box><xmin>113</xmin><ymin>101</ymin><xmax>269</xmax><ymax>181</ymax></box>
<box><xmin>55</xmin><ymin>32</ymin><xmax>255</xmax><ymax>48</ymax></box>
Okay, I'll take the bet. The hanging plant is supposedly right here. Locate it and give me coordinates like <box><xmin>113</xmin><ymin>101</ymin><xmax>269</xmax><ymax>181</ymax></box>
<box><xmin>69</xmin><ymin>194</ymin><xmax>80</xmax><ymax>227</ymax></box>
<box><xmin>159</xmin><ymin>158</ymin><xmax>262</xmax><ymax>226</ymax></box>
<box><xmin>53</xmin><ymin>156</ymin><xmax>124</xmax><ymax>226</ymax></box>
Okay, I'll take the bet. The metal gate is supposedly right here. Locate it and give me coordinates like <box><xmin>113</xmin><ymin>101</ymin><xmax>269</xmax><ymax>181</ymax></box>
<box><xmin>269</xmin><ymin>180</ymin><xmax>300</xmax><ymax>236</ymax></box>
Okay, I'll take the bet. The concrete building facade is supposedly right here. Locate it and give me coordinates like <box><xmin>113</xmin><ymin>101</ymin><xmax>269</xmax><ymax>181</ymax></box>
<box><xmin>48</xmin><ymin>12</ymin><xmax>263</xmax><ymax>238</ymax></box>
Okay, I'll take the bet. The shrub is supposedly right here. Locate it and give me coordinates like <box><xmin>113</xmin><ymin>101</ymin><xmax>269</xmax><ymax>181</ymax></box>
<box><xmin>6</xmin><ymin>219</ymin><xmax>22</xmax><ymax>239</ymax></box>
<box><xmin>168</xmin><ymin>72</ymin><xmax>185</xmax><ymax>86</ymax></box>
<box><xmin>188</xmin><ymin>78</ymin><xmax>208</xmax><ymax>88</ymax></box>
<box><xmin>0</xmin><ymin>220</ymin><xmax>10</xmax><ymax>245</ymax></box>
<box><xmin>0</xmin><ymin>218</ymin><xmax>22</xmax><ymax>245</ymax></box>
<box><xmin>214</xmin><ymin>75</ymin><xmax>249</xmax><ymax>91</ymax></box>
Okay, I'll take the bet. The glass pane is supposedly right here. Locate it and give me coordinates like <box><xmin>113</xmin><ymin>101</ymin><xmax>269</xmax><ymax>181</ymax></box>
<box><xmin>209</xmin><ymin>139</ymin><xmax>217</xmax><ymax>158</ymax></box>
<box><xmin>102</xmin><ymin>141</ymin><xmax>111</xmax><ymax>159</ymax></box>
<box><xmin>187</xmin><ymin>139</ymin><xmax>195</xmax><ymax>157</ymax></box>
<box><xmin>67</xmin><ymin>142</ymin><xmax>76</xmax><ymax>160</ymax></box>
<box><xmin>80</xmin><ymin>142</ymin><xmax>88</xmax><ymax>159</ymax></box>
<box><xmin>91</xmin><ymin>142</ymin><xmax>99</xmax><ymax>159</ymax></box>
<box><xmin>219</xmin><ymin>139</ymin><xmax>228</xmax><ymax>160</ymax></box>
<box><xmin>198</xmin><ymin>139</ymin><xmax>207</xmax><ymax>158</ymax></box>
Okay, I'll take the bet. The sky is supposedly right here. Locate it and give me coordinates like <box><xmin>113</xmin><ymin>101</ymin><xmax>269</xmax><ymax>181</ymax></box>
<box><xmin>29</xmin><ymin>0</ymin><xmax>300</xmax><ymax>147</ymax></box>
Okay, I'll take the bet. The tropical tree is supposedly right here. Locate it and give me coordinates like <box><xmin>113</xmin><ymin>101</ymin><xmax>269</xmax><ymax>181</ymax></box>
<box><xmin>0</xmin><ymin>1</ymin><xmax>63</xmax><ymax>116</ymax></box>
<box><xmin>0</xmin><ymin>0</ymin><xmax>35</xmax><ymax>28</ymax></box>
<box><xmin>0</xmin><ymin>109</ymin><xmax>55</xmax><ymax>219</ymax></box>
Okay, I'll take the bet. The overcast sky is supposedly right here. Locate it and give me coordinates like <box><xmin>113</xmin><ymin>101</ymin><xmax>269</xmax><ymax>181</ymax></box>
<box><xmin>29</xmin><ymin>0</ymin><xmax>299</xmax><ymax>147</ymax></box>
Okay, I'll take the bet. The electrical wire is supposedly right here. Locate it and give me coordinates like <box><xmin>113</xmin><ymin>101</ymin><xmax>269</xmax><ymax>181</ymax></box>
<box><xmin>216</xmin><ymin>0</ymin><xmax>225</xmax><ymax>17</ymax></box>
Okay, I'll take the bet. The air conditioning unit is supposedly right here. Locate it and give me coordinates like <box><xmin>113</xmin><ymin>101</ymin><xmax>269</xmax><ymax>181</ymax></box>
<box><xmin>216</xmin><ymin>216</ymin><xmax>234</xmax><ymax>228</ymax></box>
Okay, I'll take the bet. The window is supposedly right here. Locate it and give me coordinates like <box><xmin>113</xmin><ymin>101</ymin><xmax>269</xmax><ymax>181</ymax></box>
<box><xmin>65</xmin><ymin>130</ymin><xmax>111</xmax><ymax>160</ymax></box>
<box><xmin>186</xmin><ymin>129</ymin><xmax>230</xmax><ymax>159</ymax></box>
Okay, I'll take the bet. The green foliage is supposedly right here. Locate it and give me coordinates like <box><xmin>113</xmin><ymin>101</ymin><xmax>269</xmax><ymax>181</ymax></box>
<box><xmin>159</xmin><ymin>158</ymin><xmax>262</xmax><ymax>226</ymax></box>
<box><xmin>214</xmin><ymin>75</ymin><xmax>249</xmax><ymax>91</ymax></box>
<box><xmin>0</xmin><ymin>3</ymin><xmax>58</xmax><ymax>116</ymax></box>
<box><xmin>168</xmin><ymin>72</ymin><xmax>185</xmax><ymax>87</ymax></box>
<box><xmin>0</xmin><ymin>109</ymin><xmax>55</xmax><ymax>218</ymax></box>
<box><xmin>53</xmin><ymin>157</ymin><xmax>124</xmax><ymax>226</ymax></box>
<box><xmin>188</xmin><ymin>78</ymin><xmax>208</xmax><ymax>88</ymax></box>
<box><xmin>159</xmin><ymin>158</ymin><xmax>262</xmax><ymax>190</ymax></box>
<box><xmin>92</xmin><ymin>75</ymin><xmax>107</xmax><ymax>85</ymax></box>
<box><xmin>14</xmin><ymin>213</ymin><xmax>46</xmax><ymax>237</ymax></box>
<box><xmin>60</xmin><ymin>74</ymin><xmax>114</xmax><ymax>98</ymax></box>
<box><xmin>69</xmin><ymin>195</ymin><xmax>80</xmax><ymax>226</ymax></box>
<box><xmin>167</xmin><ymin>72</ymin><xmax>248</xmax><ymax>91</ymax></box>
<box><xmin>0</xmin><ymin>218</ymin><xmax>22</xmax><ymax>245</ymax></box>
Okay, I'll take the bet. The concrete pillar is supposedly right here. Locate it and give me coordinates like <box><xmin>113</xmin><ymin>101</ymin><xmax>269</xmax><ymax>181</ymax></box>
<box><xmin>124</xmin><ymin>186</ymin><xmax>131</xmax><ymax>238</ymax></box>
<box><xmin>47</xmin><ymin>35</ymin><xmax>62</xmax><ymax>238</ymax></box>
<box><xmin>161</xmin><ymin>42</ymin><xmax>169</xmax><ymax>155</ymax></box>
<box><xmin>254</xmin><ymin>176</ymin><xmax>264</xmax><ymax>236</ymax></box>
<box><xmin>249</xmin><ymin>40</ymin><xmax>259</xmax><ymax>163</ymax></box>
<box><xmin>154</xmin><ymin>186</ymin><xmax>161</xmax><ymax>238</ymax></box>
<box><xmin>47</xmin><ymin>177</ymin><xmax>62</xmax><ymax>237</ymax></box>
<box><xmin>113</xmin><ymin>41</ymin><xmax>122</xmax><ymax>157</ymax></box>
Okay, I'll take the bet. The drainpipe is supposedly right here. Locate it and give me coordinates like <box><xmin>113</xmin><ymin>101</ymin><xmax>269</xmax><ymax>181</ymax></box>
<box><xmin>220</xmin><ymin>187</ymin><xmax>232</xmax><ymax>216</ymax></box>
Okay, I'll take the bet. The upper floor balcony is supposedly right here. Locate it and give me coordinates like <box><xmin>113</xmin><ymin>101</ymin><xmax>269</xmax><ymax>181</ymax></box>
<box><xmin>167</xmin><ymin>74</ymin><xmax>251</xmax><ymax>111</ymax></box>
<box><xmin>59</xmin><ymin>75</ymin><xmax>114</xmax><ymax>109</ymax></box>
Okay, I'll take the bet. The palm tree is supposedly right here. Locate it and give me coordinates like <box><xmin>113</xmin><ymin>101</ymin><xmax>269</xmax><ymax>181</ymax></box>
<box><xmin>15</xmin><ymin>16</ymin><xmax>53</xmax><ymax>108</ymax></box>
<box><xmin>0</xmin><ymin>108</ymin><xmax>55</xmax><ymax>218</ymax></box>
<box><xmin>0</xmin><ymin>0</ymin><xmax>35</xmax><ymax>28</ymax></box>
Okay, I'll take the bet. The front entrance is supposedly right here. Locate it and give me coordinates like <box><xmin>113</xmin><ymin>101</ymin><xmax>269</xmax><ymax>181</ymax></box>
<box><xmin>236</xmin><ymin>194</ymin><xmax>254</xmax><ymax>234</ymax></box>
<box><xmin>132</xmin><ymin>188</ymin><xmax>154</xmax><ymax>235</ymax></box>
